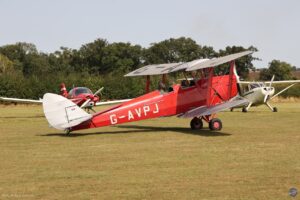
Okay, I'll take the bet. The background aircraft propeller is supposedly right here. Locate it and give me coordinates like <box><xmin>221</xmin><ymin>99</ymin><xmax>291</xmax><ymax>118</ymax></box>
<box><xmin>80</xmin><ymin>87</ymin><xmax>104</xmax><ymax>109</ymax></box>
<box><xmin>264</xmin><ymin>75</ymin><xmax>275</xmax><ymax>103</ymax></box>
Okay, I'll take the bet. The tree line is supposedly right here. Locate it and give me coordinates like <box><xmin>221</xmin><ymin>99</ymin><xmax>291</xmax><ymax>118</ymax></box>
<box><xmin>0</xmin><ymin>37</ymin><xmax>298</xmax><ymax>100</ymax></box>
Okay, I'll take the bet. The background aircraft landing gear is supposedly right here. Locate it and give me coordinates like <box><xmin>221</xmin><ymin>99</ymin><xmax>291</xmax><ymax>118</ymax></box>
<box><xmin>242</xmin><ymin>107</ymin><xmax>248</xmax><ymax>112</ymax></box>
<box><xmin>273</xmin><ymin>107</ymin><xmax>278</xmax><ymax>112</ymax></box>
<box><xmin>209</xmin><ymin>118</ymin><xmax>222</xmax><ymax>131</ymax></box>
<box><xmin>190</xmin><ymin>117</ymin><xmax>203</xmax><ymax>130</ymax></box>
<box><xmin>65</xmin><ymin>128</ymin><xmax>71</xmax><ymax>136</ymax></box>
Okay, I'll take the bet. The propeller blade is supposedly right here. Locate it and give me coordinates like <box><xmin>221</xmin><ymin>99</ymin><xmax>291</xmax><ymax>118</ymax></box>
<box><xmin>80</xmin><ymin>99</ymin><xmax>91</xmax><ymax>108</ymax></box>
<box><xmin>269</xmin><ymin>75</ymin><xmax>275</xmax><ymax>87</ymax></box>
<box><xmin>264</xmin><ymin>94</ymin><xmax>269</xmax><ymax>103</ymax></box>
<box><xmin>94</xmin><ymin>87</ymin><xmax>104</xmax><ymax>96</ymax></box>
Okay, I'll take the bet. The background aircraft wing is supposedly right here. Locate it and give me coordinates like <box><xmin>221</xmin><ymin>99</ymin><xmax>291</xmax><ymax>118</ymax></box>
<box><xmin>0</xmin><ymin>97</ymin><xmax>42</xmax><ymax>104</ymax></box>
<box><xmin>95</xmin><ymin>99</ymin><xmax>131</xmax><ymax>106</ymax></box>
<box><xmin>238</xmin><ymin>81</ymin><xmax>253</xmax><ymax>84</ymax></box>
<box><xmin>264</xmin><ymin>80</ymin><xmax>300</xmax><ymax>84</ymax></box>
<box><xmin>186</xmin><ymin>51</ymin><xmax>253</xmax><ymax>71</ymax></box>
<box><xmin>179</xmin><ymin>98</ymin><xmax>249</xmax><ymax>118</ymax></box>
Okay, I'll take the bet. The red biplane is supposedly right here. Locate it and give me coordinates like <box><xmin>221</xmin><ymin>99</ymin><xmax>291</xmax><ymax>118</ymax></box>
<box><xmin>42</xmin><ymin>51</ymin><xmax>252</xmax><ymax>135</ymax></box>
<box><xmin>0</xmin><ymin>83</ymin><xmax>130</xmax><ymax>112</ymax></box>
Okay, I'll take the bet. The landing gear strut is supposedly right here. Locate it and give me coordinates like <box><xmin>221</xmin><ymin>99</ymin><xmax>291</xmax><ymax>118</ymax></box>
<box><xmin>265</xmin><ymin>101</ymin><xmax>278</xmax><ymax>112</ymax></box>
<box><xmin>190</xmin><ymin>117</ymin><xmax>203</xmax><ymax>130</ymax></box>
<box><xmin>65</xmin><ymin>128</ymin><xmax>71</xmax><ymax>136</ymax></box>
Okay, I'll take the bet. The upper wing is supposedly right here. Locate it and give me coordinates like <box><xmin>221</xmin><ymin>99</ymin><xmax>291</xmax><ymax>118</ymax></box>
<box><xmin>186</xmin><ymin>51</ymin><xmax>253</xmax><ymax>71</ymax></box>
<box><xmin>95</xmin><ymin>99</ymin><xmax>131</xmax><ymax>106</ymax></box>
<box><xmin>0</xmin><ymin>97</ymin><xmax>42</xmax><ymax>104</ymax></box>
<box><xmin>179</xmin><ymin>98</ymin><xmax>249</xmax><ymax>118</ymax></box>
<box><xmin>125</xmin><ymin>59</ymin><xmax>207</xmax><ymax>77</ymax></box>
<box><xmin>125</xmin><ymin>51</ymin><xmax>253</xmax><ymax>77</ymax></box>
<box><xmin>125</xmin><ymin>63</ymin><xmax>182</xmax><ymax>77</ymax></box>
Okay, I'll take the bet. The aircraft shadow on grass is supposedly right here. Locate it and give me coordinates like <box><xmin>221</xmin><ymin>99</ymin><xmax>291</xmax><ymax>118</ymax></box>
<box><xmin>39</xmin><ymin>125</ymin><xmax>231</xmax><ymax>137</ymax></box>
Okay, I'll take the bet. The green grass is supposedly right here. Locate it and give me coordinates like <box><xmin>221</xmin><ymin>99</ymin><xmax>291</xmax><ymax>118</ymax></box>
<box><xmin>0</xmin><ymin>103</ymin><xmax>300</xmax><ymax>199</ymax></box>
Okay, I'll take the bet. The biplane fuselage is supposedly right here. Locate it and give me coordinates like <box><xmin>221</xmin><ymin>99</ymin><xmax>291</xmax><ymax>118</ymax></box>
<box><xmin>42</xmin><ymin>51</ymin><xmax>253</xmax><ymax>134</ymax></box>
<box><xmin>72</xmin><ymin>73</ymin><xmax>238</xmax><ymax>131</ymax></box>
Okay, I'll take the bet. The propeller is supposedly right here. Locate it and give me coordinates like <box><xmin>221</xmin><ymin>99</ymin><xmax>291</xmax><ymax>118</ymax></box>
<box><xmin>264</xmin><ymin>75</ymin><xmax>275</xmax><ymax>103</ymax></box>
<box><xmin>268</xmin><ymin>75</ymin><xmax>275</xmax><ymax>87</ymax></box>
<box><xmin>80</xmin><ymin>98</ymin><xmax>92</xmax><ymax>108</ymax></box>
<box><xmin>263</xmin><ymin>93</ymin><xmax>269</xmax><ymax>103</ymax></box>
<box><xmin>93</xmin><ymin>87</ymin><xmax>104</xmax><ymax>96</ymax></box>
<box><xmin>80</xmin><ymin>87</ymin><xmax>104</xmax><ymax>109</ymax></box>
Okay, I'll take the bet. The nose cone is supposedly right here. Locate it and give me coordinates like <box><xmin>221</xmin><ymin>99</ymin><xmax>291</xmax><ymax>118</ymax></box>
<box><xmin>262</xmin><ymin>87</ymin><xmax>275</xmax><ymax>96</ymax></box>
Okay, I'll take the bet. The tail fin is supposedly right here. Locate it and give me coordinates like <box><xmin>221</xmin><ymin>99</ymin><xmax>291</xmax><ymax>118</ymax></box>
<box><xmin>42</xmin><ymin>93</ymin><xmax>92</xmax><ymax>130</ymax></box>
<box><xmin>60</xmin><ymin>83</ymin><xmax>68</xmax><ymax>97</ymax></box>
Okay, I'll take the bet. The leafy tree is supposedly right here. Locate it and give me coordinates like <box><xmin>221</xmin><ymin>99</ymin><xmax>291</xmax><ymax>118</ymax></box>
<box><xmin>22</xmin><ymin>53</ymin><xmax>51</xmax><ymax>76</ymax></box>
<box><xmin>0</xmin><ymin>54</ymin><xmax>14</xmax><ymax>74</ymax></box>
<box><xmin>144</xmin><ymin>37</ymin><xmax>211</xmax><ymax>64</ymax></box>
<box><xmin>78</xmin><ymin>38</ymin><xmax>108</xmax><ymax>73</ymax></box>
<box><xmin>102</xmin><ymin>42</ymin><xmax>143</xmax><ymax>73</ymax></box>
<box><xmin>260</xmin><ymin>60</ymin><xmax>295</xmax><ymax>81</ymax></box>
<box><xmin>0</xmin><ymin>42</ymin><xmax>38</xmax><ymax>71</ymax></box>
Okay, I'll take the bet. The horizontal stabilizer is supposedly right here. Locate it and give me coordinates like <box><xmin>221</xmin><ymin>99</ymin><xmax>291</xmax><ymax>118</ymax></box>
<box><xmin>42</xmin><ymin>93</ymin><xmax>92</xmax><ymax>130</ymax></box>
<box><xmin>180</xmin><ymin>99</ymin><xmax>249</xmax><ymax>118</ymax></box>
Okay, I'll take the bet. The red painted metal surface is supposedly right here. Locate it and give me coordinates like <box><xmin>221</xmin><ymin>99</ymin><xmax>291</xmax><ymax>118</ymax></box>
<box><xmin>72</xmin><ymin>72</ymin><xmax>238</xmax><ymax>131</ymax></box>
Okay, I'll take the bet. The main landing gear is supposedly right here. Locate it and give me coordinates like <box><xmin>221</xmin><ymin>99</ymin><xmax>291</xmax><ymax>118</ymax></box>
<box><xmin>190</xmin><ymin>117</ymin><xmax>223</xmax><ymax>131</ymax></box>
<box><xmin>190</xmin><ymin>117</ymin><xmax>203</xmax><ymax>130</ymax></box>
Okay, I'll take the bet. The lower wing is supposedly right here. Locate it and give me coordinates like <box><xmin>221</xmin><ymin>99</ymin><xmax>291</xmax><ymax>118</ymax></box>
<box><xmin>179</xmin><ymin>98</ymin><xmax>249</xmax><ymax>118</ymax></box>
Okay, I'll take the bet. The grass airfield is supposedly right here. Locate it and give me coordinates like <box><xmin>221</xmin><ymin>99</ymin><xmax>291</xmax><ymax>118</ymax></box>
<box><xmin>0</xmin><ymin>103</ymin><xmax>300</xmax><ymax>199</ymax></box>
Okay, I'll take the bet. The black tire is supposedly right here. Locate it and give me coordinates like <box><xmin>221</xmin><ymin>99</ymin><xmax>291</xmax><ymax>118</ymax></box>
<box><xmin>190</xmin><ymin>117</ymin><xmax>203</xmax><ymax>130</ymax></box>
<box><xmin>242</xmin><ymin>107</ymin><xmax>248</xmax><ymax>112</ymax></box>
<box><xmin>273</xmin><ymin>107</ymin><xmax>278</xmax><ymax>112</ymax></box>
<box><xmin>209</xmin><ymin>118</ymin><xmax>222</xmax><ymax>131</ymax></box>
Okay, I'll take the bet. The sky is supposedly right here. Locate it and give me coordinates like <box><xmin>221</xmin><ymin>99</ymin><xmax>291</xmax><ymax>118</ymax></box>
<box><xmin>0</xmin><ymin>0</ymin><xmax>299</xmax><ymax>68</ymax></box>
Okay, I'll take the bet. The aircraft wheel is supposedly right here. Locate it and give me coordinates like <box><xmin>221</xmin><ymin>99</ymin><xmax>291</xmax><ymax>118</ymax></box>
<box><xmin>242</xmin><ymin>107</ymin><xmax>248</xmax><ymax>112</ymax></box>
<box><xmin>190</xmin><ymin>117</ymin><xmax>203</xmax><ymax>130</ymax></box>
<box><xmin>273</xmin><ymin>107</ymin><xmax>278</xmax><ymax>112</ymax></box>
<box><xmin>230</xmin><ymin>108</ymin><xmax>234</xmax><ymax>112</ymax></box>
<box><xmin>209</xmin><ymin>118</ymin><xmax>222</xmax><ymax>131</ymax></box>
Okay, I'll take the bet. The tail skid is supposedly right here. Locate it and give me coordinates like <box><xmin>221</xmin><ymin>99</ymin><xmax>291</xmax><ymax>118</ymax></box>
<box><xmin>42</xmin><ymin>93</ymin><xmax>92</xmax><ymax>130</ymax></box>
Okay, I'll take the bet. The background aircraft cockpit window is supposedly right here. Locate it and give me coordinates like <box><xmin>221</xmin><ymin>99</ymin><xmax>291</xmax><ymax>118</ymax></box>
<box><xmin>248</xmin><ymin>83</ymin><xmax>265</xmax><ymax>90</ymax></box>
<box><xmin>68</xmin><ymin>88</ymin><xmax>74</xmax><ymax>98</ymax></box>
<box><xmin>75</xmin><ymin>87</ymin><xmax>92</xmax><ymax>96</ymax></box>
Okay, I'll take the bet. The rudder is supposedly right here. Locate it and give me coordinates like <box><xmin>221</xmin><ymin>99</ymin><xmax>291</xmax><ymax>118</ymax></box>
<box><xmin>42</xmin><ymin>93</ymin><xmax>92</xmax><ymax>130</ymax></box>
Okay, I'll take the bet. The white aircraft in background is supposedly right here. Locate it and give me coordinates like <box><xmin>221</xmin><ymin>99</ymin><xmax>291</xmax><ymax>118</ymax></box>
<box><xmin>231</xmin><ymin>76</ymin><xmax>300</xmax><ymax>112</ymax></box>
